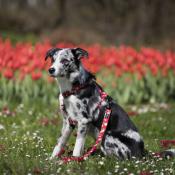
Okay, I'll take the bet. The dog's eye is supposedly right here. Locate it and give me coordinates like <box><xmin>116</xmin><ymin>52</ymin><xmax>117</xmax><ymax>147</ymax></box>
<box><xmin>61</xmin><ymin>59</ymin><xmax>69</xmax><ymax>65</ymax></box>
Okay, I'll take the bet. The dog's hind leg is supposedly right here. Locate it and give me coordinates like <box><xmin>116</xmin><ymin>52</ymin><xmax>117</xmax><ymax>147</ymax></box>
<box><xmin>50</xmin><ymin>119</ymin><xmax>73</xmax><ymax>159</ymax></box>
<box><xmin>101</xmin><ymin>134</ymin><xmax>131</xmax><ymax>160</ymax></box>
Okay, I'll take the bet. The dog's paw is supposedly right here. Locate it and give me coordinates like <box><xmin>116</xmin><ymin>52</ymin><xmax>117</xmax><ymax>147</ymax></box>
<box><xmin>50</xmin><ymin>147</ymin><xmax>65</xmax><ymax>160</ymax></box>
<box><xmin>72</xmin><ymin>152</ymin><xmax>82</xmax><ymax>157</ymax></box>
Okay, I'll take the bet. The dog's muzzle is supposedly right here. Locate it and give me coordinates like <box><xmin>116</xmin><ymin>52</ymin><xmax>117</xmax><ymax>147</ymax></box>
<box><xmin>48</xmin><ymin>67</ymin><xmax>64</xmax><ymax>77</ymax></box>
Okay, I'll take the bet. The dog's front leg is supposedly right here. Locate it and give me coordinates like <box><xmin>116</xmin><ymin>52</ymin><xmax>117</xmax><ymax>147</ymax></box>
<box><xmin>51</xmin><ymin>119</ymin><xmax>73</xmax><ymax>159</ymax></box>
<box><xmin>73</xmin><ymin>121</ymin><xmax>88</xmax><ymax>157</ymax></box>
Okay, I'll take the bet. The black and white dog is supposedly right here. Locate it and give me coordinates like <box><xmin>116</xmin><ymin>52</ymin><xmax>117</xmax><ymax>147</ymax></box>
<box><xmin>45</xmin><ymin>47</ymin><xmax>145</xmax><ymax>160</ymax></box>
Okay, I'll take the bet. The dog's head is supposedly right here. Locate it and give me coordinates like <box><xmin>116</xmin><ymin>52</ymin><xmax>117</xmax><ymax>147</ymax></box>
<box><xmin>45</xmin><ymin>48</ymin><xmax>88</xmax><ymax>78</ymax></box>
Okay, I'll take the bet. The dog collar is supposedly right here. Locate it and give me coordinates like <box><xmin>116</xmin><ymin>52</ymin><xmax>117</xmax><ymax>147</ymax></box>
<box><xmin>62</xmin><ymin>83</ymin><xmax>89</xmax><ymax>98</ymax></box>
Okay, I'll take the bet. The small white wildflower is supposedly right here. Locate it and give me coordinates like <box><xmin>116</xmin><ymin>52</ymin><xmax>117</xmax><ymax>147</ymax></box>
<box><xmin>19</xmin><ymin>103</ymin><xmax>24</xmax><ymax>108</ymax></box>
<box><xmin>33</xmin><ymin>132</ymin><xmax>37</xmax><ymax>136</ymax></box>
<box><xmin>163</xmin><ymin>126</ymin><xmax>167</xmax><ymax>130</ymax></box>
<box><xmin>131</xmin><ymin>106</ymin><xmax>137</xmax><ymax>111</ymax></box>
<box><xmin>158</xmin><ymin>117</ymin><xmax>163</xmax><ymax>121</ymax></box>
<box><xmin>66</xmin><ymin>169</ymin><xmax>70</xmax><ymax>173</ymax></box>
<box><xmin>115</xmin><ymin>165</ymin><xmax>120</xmax><ymax>169</ymax></box>
<box><xmin>150</xmin><ymin>98</ymin><xmax>155</xmax><ymax>104</ymax></box>
<box><xmin>169</xmin><ymin>168</ymin><xmax>173</xmax><ymax>173</ymax></box>
<box><xmin>137</xmin><ymin>171</ymin><xmax>140</xmax><ymax>174</ymax></box>
<box><xmin>28</xmin><ymin>110</ymin><xmax>33</xmax><ymax>115</ymax></box>
<box><xmin>135</xmin><ymin>160</ymin><xmax>140</xmax><ymax>164</ymax></box>
<box><xmin>158</xmin><ymin>157</ymin><xmax>163</xmax><ymax>161</ymax></box>
<box><xmin>123</xmin><ymin>168</ymin><xmax>128</xmax><ymax>172</ymax></box>
<box><xmin>57</xmin><ymin>167</ymin><xmax>62</xmax><ymax>173</ymax></box>
<box><xmin>0</xmin><ymin>124</ymin><xmax>5</xmax><ymax>130</ymax></box>
<box><xmin>26</xmin><ymin>155</ymin><xmax>30</xmax><ymax>157</ymax></box>
<box><xmin>150</xmin><ymin>107</ymin><xmax>157</xmax><ymax>112</ymax></box>
<box><xmin>114</xmin><ymin>169</ymin><xmax>119</xmax><ymax>173</ymax></box>
<box><xmin>21</xmin><ymin>121</ymin><xmax>26</xmax><ymax>126</ymax></box>
<box><xmin>98</xmin><ymin>161</ymin><xmax>104</xmax><ymax>165</ymax></box>
<box><xmin>12</xmin><ymin>131</ymin><xmax>16</xmax><ymax>135</ymax></box>
<box><xmin>58</xmin><ymin>160</ymin><xmax>64</xmax><ymax>165</ymax></box>
<box><xmin>138</xmin><ymin>106</ymin><xmax>149</xmax><ymax>113</ymax></box>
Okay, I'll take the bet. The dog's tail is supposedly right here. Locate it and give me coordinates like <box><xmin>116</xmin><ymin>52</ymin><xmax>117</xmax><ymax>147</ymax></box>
<box><xmin>159</xmin><ymin>149</ymin><xmax>175</xmax><ymax>158</ymax></box>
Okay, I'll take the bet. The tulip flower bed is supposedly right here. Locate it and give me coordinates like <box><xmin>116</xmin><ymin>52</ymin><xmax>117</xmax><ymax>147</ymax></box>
<box><xmin>1</xmin><ymin>38</ymin><xmax>175</xmax><ymax>105</ymax></box>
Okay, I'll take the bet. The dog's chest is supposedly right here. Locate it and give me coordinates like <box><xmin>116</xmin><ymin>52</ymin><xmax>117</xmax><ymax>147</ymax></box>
<box><xmin>60</xmin><ymin>95</ymin><xmax>87</xmax><ymax>121</ymax></box>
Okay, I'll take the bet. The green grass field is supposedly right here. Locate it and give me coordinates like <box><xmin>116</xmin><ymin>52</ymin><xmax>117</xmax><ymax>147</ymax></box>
<box><xmin>0</xmin><ymin>101</ymin><xmax>175</xmax><ymax>175</ymax></box>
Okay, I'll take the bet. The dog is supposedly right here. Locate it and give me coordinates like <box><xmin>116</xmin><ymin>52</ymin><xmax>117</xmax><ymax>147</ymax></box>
<box><xmin>45</xmin><ymin>47</ymin><xmax>146</xmax><ymax>160</ymax></box>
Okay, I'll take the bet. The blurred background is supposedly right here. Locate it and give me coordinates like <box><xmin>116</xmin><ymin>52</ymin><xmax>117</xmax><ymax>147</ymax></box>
<box><xmin>0</xmin><ymin>0</ymin><xmax>175</xmax><ymax>48</ymax></box>
<box><xmin>1</xmin><ymin>0</ymin><xmax>175</xmax><ymax>105</ymax></box>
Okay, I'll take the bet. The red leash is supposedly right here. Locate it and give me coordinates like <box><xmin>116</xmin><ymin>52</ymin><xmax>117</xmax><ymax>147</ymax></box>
<box><xmin>59</xmin><ymin>88</ymin><xmax>112</xmax><ymax>163</ymax></box>
<box><xmin>61</xmin><ymin>108</ymin><xmax>111</xmax><ymax>163</ymax></box>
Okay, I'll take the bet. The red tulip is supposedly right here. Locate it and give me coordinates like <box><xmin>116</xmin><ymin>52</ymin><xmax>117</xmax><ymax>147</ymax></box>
<box><xmin>31</xmin><ymin>72</ymin><xmax>42</xmax><ymax>80</ymax></box>
<box><xmin>3</xmin><ymin>69</ymin><xmax>13</xmax><ymax>79</ymax></box>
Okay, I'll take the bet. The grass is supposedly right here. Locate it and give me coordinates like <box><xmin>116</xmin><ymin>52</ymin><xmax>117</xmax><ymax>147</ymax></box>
<box><xmin>0</xmin><ymin>101</ymin><xmax>175</xmax><ymax>175</ymax></box>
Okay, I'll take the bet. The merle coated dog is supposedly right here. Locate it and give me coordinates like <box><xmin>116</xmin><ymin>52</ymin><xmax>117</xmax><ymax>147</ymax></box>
<box><xmin>45</xmin><ymin>47</ymin><xmax>145</xmax><ymax>160</ymax></box>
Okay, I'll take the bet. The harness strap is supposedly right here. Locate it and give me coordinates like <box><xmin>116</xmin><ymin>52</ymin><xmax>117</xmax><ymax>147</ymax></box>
<box><xmin>62</xmin><ymin>83</ymin><xmax>89</xmax><ymax>98</ymax></box>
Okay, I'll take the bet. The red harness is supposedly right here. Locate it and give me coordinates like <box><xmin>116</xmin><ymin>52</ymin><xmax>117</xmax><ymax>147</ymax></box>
<box><xmin>60</xmin><ymin>85</ymin><xmax>112</xmax><ymax>163</ymax></box>
<box><xmin>62</xmin><ymin>83</ymin><xmax>89</xmax><ymax>98</ymax></box>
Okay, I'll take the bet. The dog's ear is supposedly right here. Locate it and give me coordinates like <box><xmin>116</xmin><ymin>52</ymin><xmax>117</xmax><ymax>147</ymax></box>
<box><xmin>45</xmin><ymin>48</ymin><xmax>62</xmax><ymax>61</ymax></box>
<box><xmin>72</xmin><ymin>48</ymin><xmax>89</xmax><ymax>60</ymax></box>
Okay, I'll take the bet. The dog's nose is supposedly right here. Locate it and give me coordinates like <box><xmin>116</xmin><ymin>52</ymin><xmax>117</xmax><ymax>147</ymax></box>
<box><xmin>48</xmin><ymin>67</ymin><xmax>55</xmax><ymax>74</ymax></box>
